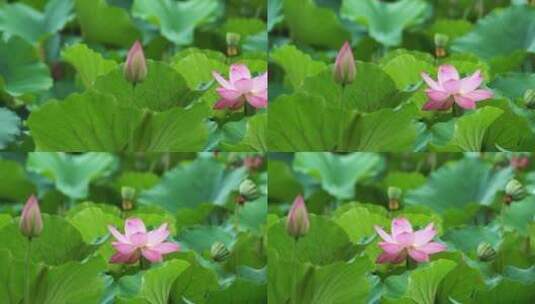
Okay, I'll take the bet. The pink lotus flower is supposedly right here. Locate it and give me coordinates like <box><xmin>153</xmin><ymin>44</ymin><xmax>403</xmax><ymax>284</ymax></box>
<box><xmin>421</xmin><ymin>64</ymin><xmax>493</xmax><ymax>110</ymax></box>
<box><xmin>333</xmin><ymin>41</ymin><xmax>356</xmax><ymax>85</ymax></box>
<box><xmin>19</xmin><ymin>195</ymin><xmax>43</xmax><ymax>238</ymax></box>
<box><xmin>212</xmin><ymin>64</ymin><xmax>267</xmax><ymax>110</ymax></box>
<box><xmin>124</xmin><ymin>41</ymin><xmax>147</xmax><ymax>84</ymax></box>
<box><xmin>374</xmin><ymin>218</ymin><xmax>446</xmax><ymax>264</ymax></box>
<box><xmin>286</xmin><ymin>195</ymin><xmax>310</xmax><ymax>239</ymax></box>
<box><xmin>108</xmin><ymin>218</ymin><xmax>180</xmax><ymax>264</ymax></box>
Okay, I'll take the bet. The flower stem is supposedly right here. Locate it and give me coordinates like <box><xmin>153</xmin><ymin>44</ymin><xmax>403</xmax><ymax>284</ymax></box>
<box><xmin>337</xmin><ymin>85</ymin><xmax>347</xmax><ymax>151</ymax></box>
<box><xmin>25</xmin><ymin>238</ymin><xmax>32</xmax><ymax>304</ymax></box>
<box><xmin>291</xmin><ymin>237</ymin><xmax>298</xmax><ymax>304</ymax></box>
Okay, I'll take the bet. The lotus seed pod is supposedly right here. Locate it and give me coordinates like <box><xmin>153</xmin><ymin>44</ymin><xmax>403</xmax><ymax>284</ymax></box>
<box><xmin>286</xmin><ymin>195</ymin><xmax>310</xmax><ymax>239</ymax></box>
<box><xmin>20</xmin><ymin>195</ymin><xmax>43</xmax><ymax>239</ymax></box>
<box><xmin>477</xmin><ymin>242</ymin><xmax>496</xmax><ymax>262</ymax></box>
<box><xmin>239</xmin><ymin>179</ymin><xmax>259</xmax><ymax>201</ymax></box>
<box><xmin>211</xmin><ymin>241</ymin><xmax>230</xmax><ymax>262</ymax></box>
<box><xmin>505</xmin><ymin>179</ymin><xmax>526</xmax><ymax>203</ymax></box>
<box><xmin>226</xmin><ymin>32</ymin><xmax>241</xmax><ymax>56</ymax></box>
<box><xmin>121</xmin><ymin>186</ymin><xmax>136</xmax><ymax>211</ymax></box>
<box><xmin>388</xmin><ymin>187</ymin><xmax>402</xmax><ymax>201</ymax></box>
<box><xmin>524</xmin><ymin>89</ymin><xmax>535</xmax><ymax>109</ymax></box>
<box><xmin>434</xmin><ymin>33</ymin><xmax>449</xmax><ymax>48</ymax></box>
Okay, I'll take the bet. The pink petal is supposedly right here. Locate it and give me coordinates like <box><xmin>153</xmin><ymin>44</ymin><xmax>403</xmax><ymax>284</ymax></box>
<box><xmin>379</xmin><ymin>241</ymin><xmax>403</xmax><ymax>254</ymax></box>
<box><xmin>422</xmin><ymin>98</ymin><xmax>454</xmax><ymax>111</ymax></box>
<box><xmin>124</xmin><ymin>218</ymin><xmax>146</xmax><ymax>237</ymax></box>
<box><xmin>212</xmin><ymin>71</ymin><xmax>231</xmax><ymax>89</ymax></box>
<box><xmin>454</xmin><ymin>95</ymin><xmax>476</xmax><ymax>109</ymax></box>
<box><xmin>460</xmin><ymin>70</ymin><xmax>483</xmax><ymax>93</ymax></box>
<box><xmin>246</xmin><ymin>94</ymin><xmax>268</xmax><ymax>108</ymax></box>
<box><xmin>229</xmin><ymin>64</ymin><xmax>251</xmax><ymax>83</ymax></box>
<box><xmin>233</xmin><ymin>78</ymin><xmax>254</xmax><ymax>94</ymax></box>
<box><xmin>421</xmin><ymin>72</ymin><xmax>441</xmax><ymax>91</ymax></box>
<box><xmin>110</xmin><ymin>251</ymin><xmax>140</xmax><ymax>264</ymax></box>
<box><xmin>374</xmin><ymin>225</ymin><xmax>393</xmax><ymax>242</ymax></box>
<box><xmin>129</xmin><ymin>232</ymin><xmax>148</xmax><ymax>246</ymax></box>
<box><xmin>413</xmin><ymin>223</ymin><xmax>436</xmax><ymax>246</ymax></box>
<box><xmin>147</xmin><ymin>223</ymin><xmax>170</xmax><ymax>246</ymax></box>
<box><xmin>394</xmin><ymin>231</ymin><xmax>414</xmax><ymax>246</ymax></box>
<box><xmin>437</xmin><ymin>64</ymin><xmax>460</xmax><ymax>84</ymax></box>
<box><xmin>408</xmin><ymin>249</ymin><xmax>429</xmax><ymax>263</ymax></box>
<box><xmin>442</xmin><ymin>79</ymin><xmax>461</xmax><ymax>94</ymax></box>
<box><xmin>112</xmin><ymin>242</ymin><xmax>137</xmax><ymax>254</ymax></box>
<box><xmin>213</xmin><ymin>98</ymin><xmax>242</xmax><ymax>110</ymax></box>
<box><xmin>252</xmin><ymin>72</ymin><xmax>267</xmax><ymax>92</ymax></box>
<box><xmin>376</xmin><ymin>251</ymin><xmax>406</xmax><ymax>264</ymax></box>
<box><xmin>463</xmin><ymin>89</ymin><xmax>493</xmax><ymax>102</ymax></box>
<box><xmin>418</xmin><ymin>242</ymin><xmax>447</xmax><ymax>254</ymax></box>
<box><xmin>141</xmin><ymin>248</ymin><xmax>163</xmax><ymax>262</ymax></box>
<box><xmin>108</xmin><ymin>225</ymin><xmax>128</xmax><ymax>243</ymax></box>
<box><xmin>426</xmin><ymin>89</ymin><xmax>450</xmax><ymax>101</ymax></box>
<box><xmin>151</xmin><ymin>242</ymin><xmax>180</xmax><ymax>254</ymax></box>
<box><xmin>391</xmin><ymin>218</ymin><xmax>413</xmax><ymax>237</ymax></box>
<box><xmin>217</xmin><ymin>87</ymin><xmax>242</xmax><ymax>100</ymax></box>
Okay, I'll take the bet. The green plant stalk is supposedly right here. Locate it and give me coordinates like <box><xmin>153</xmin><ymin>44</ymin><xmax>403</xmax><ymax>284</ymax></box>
<box><xmin>291</xmin><ymin>237</ymin><xmax>298</xmax><ymax>304</ymax></box>
<box><xmin>25</xmin><ymin>238</ymin><xmax>32</xmax><ymax>304</ymax></box>
<box><xmin>337</xmin><ymin>85</ymin><xmax>347</xmax><ymax>150</ymax></box>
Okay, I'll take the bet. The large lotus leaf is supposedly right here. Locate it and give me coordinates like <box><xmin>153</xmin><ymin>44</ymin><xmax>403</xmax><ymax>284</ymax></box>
<box><xmin>406</xmin><ymin>157</ymin><xmax>513</xmax><ymax>213</ymax></box>
<box><xmin>132</xmin><ymin>0</ymin><xmax>219</xmax><ymax>45</ymax></box>
<box><xmin>282</xmin><ymin>0</ymin><xmax>350</xmax><ymax>48</ymax></box>
<box><xmin>428</xmin><ymin>18</ymin><xmax>473</xmax><ymax>40</ymax></box>
<box><xmin>0</xmin><ymin>159</ymin><xmax>35</xmax><ymax>202</ymax></box>
<box><xmin>93</xmin><ymin>61</ymin><xmax>195</xmax><ymax>111</ymax></box>
<box><xmin>179</xmin><ymin>225</ymin><xmax>234</xmax><ymax>253</ymax></box>
<box><xmin>206</xmin><ymin>277</ymin><xmax>266</xmax><ymax>304</ymax></box>
<box><xmin>268</xmin><ymin>215</ymin><xmax>355</xmax><ymax>266</ymax></box>
<box><xmin>436</xmin><ymin>253</ymin><xmax>486</xmax><ymax>303</ymax></box>
<box><xmin>62</xmin><ymin>43</ymin><xmax>117</xmax><ymax>89</ymax></box>
<box><xmin>267</xmin><ymin>160</ymin><xmax>303</xmax><ymax>203</ymax></box>
<box><xmin>117</xmin><ymin>260</ymin><xmax>190</xmax><ymax>304</ymax></box>
<box><xmin>27</xmin><ymin>91</ymin><xmax>210</xmax><ymax>151</ymax></box>
<box><xmin>490</xmin><ymin>73</ymin><xmax>535</xmax><ymax>100</ymax></box>
<box><xmin>0</xmin><ymin>36</ymin><xmax>52</xmax><ymax>96</ymax></box>
<box><xmin>341</xmin><ymin>106</ymin><xmax>419</xmax><ymax>151</ymax></box>
<box><xmin>268</xmin><ymin>0</ymin><xmax>283</xmax><ymax>31</ymax></box>
<box><xmin>170</xmin><ymin>252</ymin><xmax>219</xmax><ymax>304</ymax></box>
<box><xmin>0</xmin><ymin>107</ymin><xmax>20</xmax><ymax>149</ymax></box>
<box><xmin>139</xmin><ymin>157</ymin><xmax>247</xmax><ymax>212</ymax></box>
<box><xmin>300</xmin><ymin>63</ymin><xmax>407</xmax><ymax>112</ymax></box>
<box><xmin>380</xmin><ymin>50</ymin><xmax>435</xmax><ymax>90</ymax></box>
<box><xmin>220</xmin><ymin>113</ymin><xmax>268</xmax><ymax>152</ymax></box>
<box><xmin>0</xmin><ymin>214</ymin><xmax>92</xmax><ymax>265</ymax></box>
<box><xmin>0</xmin><ymin>249</ymin><xmax>42</xmax><ymax>303</ymax></box>
<box><xmin>334</xmin><ymin>205</ymin><xmax>390</xmax><ymax>243</ymax></box>
<box><xmin>26</xmin><ymin>152</ymin><xmax>117</xmax><ymax>199</ymax></box>
<box><xmin>74</xmin><ymin>0</ymin><xmax>139</xmax><ymax>47</ymax></box>
<box><xmin>293</xmin><ymin>152</ymin><xmax>383</xmax><ymax>200</ymax></box>
<box><xmin>222</xmin><ymin>17</ymin><xmax>265</xmax><ymax>37</ymax></box>
<box><xmin>0</xmin><ymin>0</ymin><xmax>73</xmax><ymax>44</ymax></box>
<box><xmin>33</xmin><ymin>256</ymin><xmax>107</xmax><ymax>304</ymax></box>
<box><xmin>341</xmin><ymin>0</ymin><xmax>431</xmax><ymax>46</ymax></box>
<box><xmin>270</xmin><ymin>44</ymin><xmax>327</xmax><ymax>89</ymax></box>
<box><xmin>67</xmin><ymin>206</ymin><xmax>122</xmax><ymax>243</ymax></box>
<box><xmin>431</xmin><ymin>106</ymin><xmax>504</xmax><ymax>152</ymax></box>
<box><xmin>406</xmin><ymin>259</ymin><xmax>457</xmax><ymax>304</ymax></box>
<box><xmin>268</xmin><ymin>93</ymin><xmax>345</xmax><ymax>151</ymax></box>
<box><xmin>172</xmin><ymin>52</ymin><xmax>227</xmax><ymax>90</ymax></box>
<box><xmin>501</xmin><ymin>197</ymin><xmax>535</xmax><ymax>236</ymax></box>
<box><xmin>453</xmin><ymin>6</ymin><xmax>535</xmax><ymax>60</ymax></box>
<box><xmin>474</xmin><ymin>266</ymin><xmax>535</xmax><ymax>302</ymax></box>
<box><xmin>443</xmin><ymin>225</ymin><xmax>501</xmax><ymax>255</ymax></box>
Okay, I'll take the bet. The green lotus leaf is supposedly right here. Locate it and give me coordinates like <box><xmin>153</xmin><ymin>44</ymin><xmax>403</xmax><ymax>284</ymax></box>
<box><xmin>62</xmin><ymin>43</ymin><xmax>117</xmax><ymax>89</ymax></box>
<box><xmin>270</xmin><ymin>44</ymin><xmax>327</xmax><ymax>89</ymax></box>
<box><xmin>0</xmin><ymin>107</ymin><xmax>20</xmax><ymax>149</ymax></box>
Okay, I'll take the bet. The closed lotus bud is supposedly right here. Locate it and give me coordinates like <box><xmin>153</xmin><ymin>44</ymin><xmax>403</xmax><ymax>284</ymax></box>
<box><xmin>286</xmin><ymin>195</ymin><xmax>310</xmax><ymax>239</ymax></box>
<box><xmin>19</xmin><ymin>195</ymin><xmax>43</xmax><ymax>239</ymax></box>
<box><xmin>124</xmin><ymin>41</ymin><xmax>147</xmax><ymax>84</ymax></box>
<box><xmin>211</xmin><ymin>241</ymin><xmax>230</xmax><ymax>262</ymax></box>
<box><xmin>477</xmin><ymin>242</ymin><xmax>496</xmax><ymax>262</ymax></box>
<box><xmin>333</xmin><ymin>41</ymin><xmax>356</xmax><ymax>85</ymax></box>
<box><xmin>504</xmin><ymin>179</ymin><xmax>526</xmax><ymax>204</ymax></box>
<box><xmin>226</xmin><ymin>32</ymin><xmax>241</xmax><ymax>57</ymax></box>
<box><xmin>239</xmin><ymin>179</ymin><xmax>259</xmax><ymax>201</ymax></box>
<box><xmin>524</xmin><ymin>89</ymin><xmax>535</xmax><ymax>109</ymax></box>
<box><xmin>388</xmin><ymin>186</ymin><xmax>402</xmax><ymax>211</ymax></box>
<box><xmin>121</xmin><ymin>186</ymin><xmax>136</xmax><ymax>211</ymax></box>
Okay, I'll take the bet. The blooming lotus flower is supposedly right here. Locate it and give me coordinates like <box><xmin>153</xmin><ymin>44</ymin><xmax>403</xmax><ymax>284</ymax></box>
<box><xmin>286</xmin><ymin>195</ymin><xmax>310</xmax><ymax>239</ymax></box>
<box><xmin>421</xmin><ymin>64</ymin><xmax>493</xmax><ymax>110</ymax></box>
<box><xmin>212</xmin><ymin>64</ymin><xmax>267</xmax><ymax>110</ymax></box>
<box><xmin>108</xmin><ymin>218</ymin><xmax>179</xmax><ymax>264</ymax></box>
<box><xmin>374</xmin><ymin>218</ymin><xmax>446</xmax><ymax>264</ymax></box>
<box><xmin>19</xmin><ymin>195</ymin><xmax>43</xmax><ymax>238</ymax></box>
<box><xmin>124</xmin><ymin>41</ymin><xmax>147</xmax><ymax>84</ymax></box>
<box><xmin>333</xmin><ymin>41</ymin><xmax>356</xmax><ymax>85</ymax></box>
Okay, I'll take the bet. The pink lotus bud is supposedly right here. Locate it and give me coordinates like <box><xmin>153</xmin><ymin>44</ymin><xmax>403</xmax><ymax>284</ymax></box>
<box><xmin>333</xmin><ymin>41</ymin><xmax>356</xmax><ymax>85</ymax></box>
<box><xmin>19</xmin><ymin>195</ymin><xmax>43</xmax><ymax>238</ymax></box>
<box><xmin>124</xmin><ymin>41</ymin><xmax>147</xmax><ymax>84</ymax></box>
<box><xmin>286</xmin><ymin>195</ymin><xmax>310</xmax><ymax>239</ymax></box>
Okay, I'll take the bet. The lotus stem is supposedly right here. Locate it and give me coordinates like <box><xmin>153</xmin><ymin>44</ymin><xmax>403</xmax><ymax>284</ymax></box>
<box><xmin>25</xmin><ymin>238</ymin><xmax>32</xmax><ymax>304</ymax></box>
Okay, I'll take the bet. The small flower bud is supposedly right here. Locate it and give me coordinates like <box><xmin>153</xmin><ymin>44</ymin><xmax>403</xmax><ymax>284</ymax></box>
<box><xmin>477</xmin><ymin>242</ymin><xmax>496</xmax><ymax>262</ymax></box>
<box><xmin>121</xmin><ymin>186</ymin><xmax>136</xmax><ymax>211</ymax></box>
<box><xmin>510</xmin><ymin>155</ymin><xmax>530</xmax><ymax>171</ymax></box>
<box><xmin>434</xmin><ymin>34</ymin><xmax>449</xmax><ymax>58</ymax></box>
<box><xmin>524</xmin><ymin>89</ymin><xmax>535</xmax><ymax>109</ymax></box>
<box><xmin>243</xmin><ymin>156</ymin><xmax>263</xmax><ymax>170</ymax></box>
<box><xmin>211</xmin><ymin>241</ymin><xmax>230</xmax><ymax>262</ymax></box>
<box><xmin>387</xmin><ymin>186</ymin><xmax>402</xmax><ymax>211</ymax></box>
<box><xmin>333</xmin><ymin>41</ymin><xmax>356</xmax><ymax>85</ymax></box>
<box><xmin>239</xmin><ymin>179</ymin><xmax>259</xmax><ymax>201</ymax></box>
<box><xmin>19</xmin><ymin>195</ymin><xmax>43</xmax><ymax>239</ymax></box>
<box><xmin>504</xmin><ymin>179</ymin><xmax>526</xmax><ymax>204</ymax></box>
<box><xmin>226</xmin><ymin>32</ymin><xmax>241</xmax><ymax>57</ymax></box>
<box><xmin>124</xmin><ymin>41</ymin><xmax>147</xmax><ymax>84</ymax></box>
<box><xmin>286</xmin><ymin>195</ymin><xmax>310</xmax><ymax>239</ymax></box>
